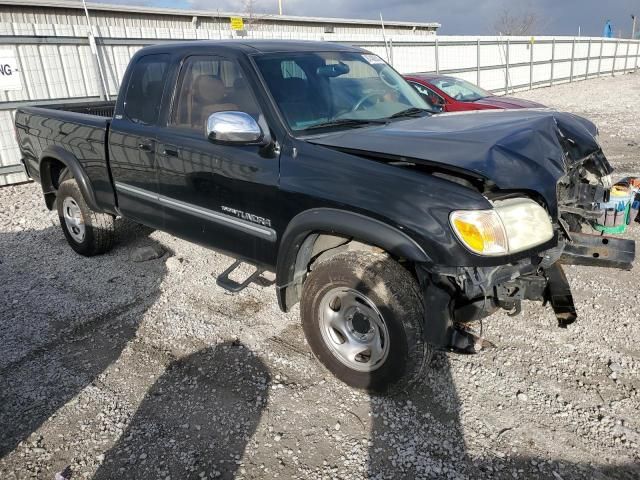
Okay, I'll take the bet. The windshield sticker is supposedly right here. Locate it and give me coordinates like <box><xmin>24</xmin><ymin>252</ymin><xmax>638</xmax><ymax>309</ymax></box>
<box><xmin>363</xmin><ymin>54</ymin><xmax>385</xmax><ymax>65</ymax></box>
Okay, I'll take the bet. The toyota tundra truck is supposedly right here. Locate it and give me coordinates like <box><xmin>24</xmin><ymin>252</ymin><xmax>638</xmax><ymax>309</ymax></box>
<box><xmin>15</xmin><ymin>40</ymin><xmax>635</xmax><ymax>392</ymax></box>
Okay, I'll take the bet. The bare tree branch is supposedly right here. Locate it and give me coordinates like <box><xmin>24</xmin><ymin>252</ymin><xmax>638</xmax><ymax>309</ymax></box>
<box><xmin>493</xmin><ymin>7</ymin><xmax>539</xmax><ymax>36</ymax></box>
<box><xmin>243</xmin><ymin>0</ymin><xmax>272</xmax><ymax>30</ymax></box>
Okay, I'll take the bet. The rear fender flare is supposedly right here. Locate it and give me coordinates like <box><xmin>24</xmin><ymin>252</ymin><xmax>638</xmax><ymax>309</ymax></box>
<box><xmin>39</xmin><ymin>146</ymin><xmax>101</xmax><ymax>212</ymax></box>
<box><xmin>275</xmin><ymin>208</ymin><xmax>432</xmax><ymax>311</ymax></box>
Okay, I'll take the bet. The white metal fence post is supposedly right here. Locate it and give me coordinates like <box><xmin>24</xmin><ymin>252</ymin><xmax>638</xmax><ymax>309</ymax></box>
<box><xmin>476</xmin><ymin>38</ymin><xmax>481</xmax><ymax>86</ymax></box>
<box><xmin>585</xmin><ymin>38</ymin><xmax>591</xmax><ymax>80</ymax></box>
<box><xmin>612</xmin><ymin>40</ymin><xmax>618</xmax><ymax>76</ymax></box>
<box><xmin>569</xmin><ymin>37</ymin><xmax>576</xmax><ymax>82</ymax></box>
<box><xmin>550</xmin><ymin>38</ymin><xmax>556</xmax><ymax>86</ymax></box>
<box><xmin>504</xmin><ymin>38</ymin><xmax>510</xmax><ymax>95</ymax></box>
<box><xmin>529</xmin><ymin>38</ymin><xmax>534</xmax><ymax>90</ymax></box>
<box><xmin>434</xmin><ymin>37</ymin><xmax>439</xmax><ymax>74</ymax></box>
<box><xmin>598</xmin><ymin>39</ymin><xmax>604</xmax><ymax>77</ymax></box>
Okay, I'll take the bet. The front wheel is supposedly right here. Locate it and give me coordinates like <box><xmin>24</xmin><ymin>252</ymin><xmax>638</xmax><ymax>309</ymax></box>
<box><xmin>57</xmin><ymin>179</ymin><xmax>115</xmax><ymax>256</ymax></box>
<box><xmin>301</xmin><ymin>251</ymin><xmax>432</xmax><ymax>393</ymax></box>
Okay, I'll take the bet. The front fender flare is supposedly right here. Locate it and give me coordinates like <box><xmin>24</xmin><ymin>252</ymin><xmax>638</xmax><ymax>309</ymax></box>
<box><xmin>275</xmin><ymin>208</ymin><xmax>432</xmax><ymax>311</ymax></box>
<box><xmin>39</xmin><ymin>145</ymin><xmax>101</xmax><ymax>212</ymax></box>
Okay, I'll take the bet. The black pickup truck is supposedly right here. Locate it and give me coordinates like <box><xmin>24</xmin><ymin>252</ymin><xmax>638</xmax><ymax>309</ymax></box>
<box><xmin>15</xmin><ymin>40</ymin><xmax>635</xmax><ymax>392</ymax></box>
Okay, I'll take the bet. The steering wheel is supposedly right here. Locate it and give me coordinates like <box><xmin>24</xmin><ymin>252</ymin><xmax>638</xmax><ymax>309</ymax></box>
<box><xmin>351</xmin><ymin>91</ymin><xmax>386</xmax><ymax>112</ymax></box>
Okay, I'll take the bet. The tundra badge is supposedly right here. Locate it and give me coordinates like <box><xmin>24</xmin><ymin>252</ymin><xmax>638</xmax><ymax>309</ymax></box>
<box><xmin>221</xmin><ymin>206</ymin><xmax>272</xmax><ymax>227</ymax></box>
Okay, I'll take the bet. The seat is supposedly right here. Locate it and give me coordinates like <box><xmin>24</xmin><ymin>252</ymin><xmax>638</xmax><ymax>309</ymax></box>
<box><xmin>276</xmin><ymin>77</ymin><xmax>316</xmax><ymax>127</ymax></box>
<box><xmin>227</xmin><ymin>77</ymin><xmax>258</xmax><ymax>115</ymax></box>
<box><xmin>191</xmin><ymin>75</ymin><xmax>238</xmax><ymax>130</ymax></box>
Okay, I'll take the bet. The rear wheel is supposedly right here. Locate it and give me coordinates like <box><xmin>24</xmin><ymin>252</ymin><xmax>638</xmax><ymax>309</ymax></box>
<box><xmin>301</xmin><ymin>251</ymin><xmax>432</xmax><ymax>393</ymax></box>
<box><xmin>57</xmin><ymin>179</ymin><xmax>115</xmax><ymax>256</ymax></box>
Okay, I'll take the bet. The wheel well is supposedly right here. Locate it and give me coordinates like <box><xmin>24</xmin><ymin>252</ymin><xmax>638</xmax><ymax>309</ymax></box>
<box><xmin>282</xmin><ymin>232</ymin><xmax>410</xmax><ymax>311</ymax></box>
<box><xmin>40</xmin><ymin>157</ymin><xmax>70</xmax><ymax>209</ymax></box>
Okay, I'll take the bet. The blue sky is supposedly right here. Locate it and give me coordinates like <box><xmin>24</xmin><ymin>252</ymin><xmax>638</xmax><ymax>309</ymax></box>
<box><xmin>99</xmin><ymin>0</ymin><xmax>640</xmax><ymax>37</ymax></box>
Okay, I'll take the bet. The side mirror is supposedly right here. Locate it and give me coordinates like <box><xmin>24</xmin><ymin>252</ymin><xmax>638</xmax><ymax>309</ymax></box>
<box><xmin>206</xmin><ymin>111</ymin><xmax>264</xmax><ymax>145</ymax></box>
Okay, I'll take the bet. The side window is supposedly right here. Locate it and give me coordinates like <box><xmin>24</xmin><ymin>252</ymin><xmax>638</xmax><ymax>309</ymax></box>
<box><xmin>170</xmin><ymin>56</ymin><xmax>261</xmax><ymax>132</ymax></box>
<box><xmin>123</xmin><ymin>54</ymin><xmax>170</xmax><ymax>125</ymax></box>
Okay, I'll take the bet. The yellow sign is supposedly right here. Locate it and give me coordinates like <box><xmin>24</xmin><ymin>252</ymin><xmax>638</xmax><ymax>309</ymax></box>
<box><xmin>230</xmin><ymin>17</ymin><xmax>244</xmax><ymax>31</ymax></box>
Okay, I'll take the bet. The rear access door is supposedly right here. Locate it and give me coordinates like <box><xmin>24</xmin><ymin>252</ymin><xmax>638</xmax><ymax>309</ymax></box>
<box><xmin>109</xmin><ymin>53</ymin><xmax>171</xmax><ymax>229</ymax></box>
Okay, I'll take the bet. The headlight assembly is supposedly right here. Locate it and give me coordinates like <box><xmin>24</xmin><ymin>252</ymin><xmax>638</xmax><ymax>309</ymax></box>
<box><xmin>450</xmin><ymin>198</ymin><xmax>553</xmax><ymax>256</ymax></box>
<box><xmin>450</xmin><ymin>210</ymin><xmax>508</xmax><ymax>256</ymax></box>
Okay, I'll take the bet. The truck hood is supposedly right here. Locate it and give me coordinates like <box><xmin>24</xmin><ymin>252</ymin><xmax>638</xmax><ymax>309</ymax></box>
<box><xmin>307</xmin><ymin>109</ymin><xmax>606</xmax><ymax>217</ymax></box>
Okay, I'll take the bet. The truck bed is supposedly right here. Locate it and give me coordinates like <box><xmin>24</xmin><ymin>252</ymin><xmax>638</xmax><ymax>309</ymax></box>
<box><xmin>29</xmin><ymin>100</ymin><xmax>116</xmax><ymax>118</ymax></box>
<box><xmin>15</xmin><ymin>100</ymin><xmax>117</xmax><ymax>213</ymax></box>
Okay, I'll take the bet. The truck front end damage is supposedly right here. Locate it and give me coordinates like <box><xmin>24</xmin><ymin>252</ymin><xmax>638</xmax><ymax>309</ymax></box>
<box><xmin>419</xmin><ymin>228</ymin><xmax>635</xmax><ymax>352</ymax></box>
<box><xmin>419</xmin><ymin>144</ymin><xmax>636</xmax><ymax>352</ymax></box>
<box><xmin>310</xmin><ymin>108</ymin><xmax>636</xmax><ymax>352</ymax></box>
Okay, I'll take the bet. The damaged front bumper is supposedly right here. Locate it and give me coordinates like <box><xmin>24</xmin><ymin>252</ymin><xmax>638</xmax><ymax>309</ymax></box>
<box><xmin>417</xmin><ymin>231</ymin><xmax>635</xmax><ymax>351</ymax></box>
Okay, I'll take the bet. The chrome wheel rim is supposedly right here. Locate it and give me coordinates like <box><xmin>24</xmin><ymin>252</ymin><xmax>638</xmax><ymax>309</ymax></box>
<box><xmin>62</xmin><ymin>197</ymin><xmax>85</xmax><ymax>243</ymax></box>
<box><xmin>318</xmin><ymin>287</ymin><xmax>390</xmax><ymax>372</ymax></box>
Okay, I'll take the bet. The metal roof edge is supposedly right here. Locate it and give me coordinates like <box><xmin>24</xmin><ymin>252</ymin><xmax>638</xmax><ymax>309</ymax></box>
<box><xmin>0</xmin><ymin>0</ymin><xmax>441</xmax><ymax>29</ymax></box>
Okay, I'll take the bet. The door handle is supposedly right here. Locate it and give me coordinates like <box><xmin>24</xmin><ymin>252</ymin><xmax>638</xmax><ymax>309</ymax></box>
<box><xmin>138</xmin><ymin>142</ymin><xmax>153</xmax><ymax>152</ymax></box>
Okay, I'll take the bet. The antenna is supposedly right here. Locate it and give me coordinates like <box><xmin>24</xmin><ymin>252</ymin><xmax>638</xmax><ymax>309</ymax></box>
<box><xmin>379</xmin><ymin>12</ymin><xmax>391</xmax><ymax>63</ymax></box>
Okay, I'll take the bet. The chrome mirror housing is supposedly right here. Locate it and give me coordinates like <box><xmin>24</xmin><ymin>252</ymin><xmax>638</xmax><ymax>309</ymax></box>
<box><xmin>206</xmin><ymin>111</ymin><xmax>263</xmax><ymax>144</ymax></box>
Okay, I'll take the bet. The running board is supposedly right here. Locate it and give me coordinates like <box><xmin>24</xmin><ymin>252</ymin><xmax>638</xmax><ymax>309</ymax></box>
<box><xmin>216</xmin><ymin>260</ymin><xmax>272</xmax><ymax>293</ymax></box>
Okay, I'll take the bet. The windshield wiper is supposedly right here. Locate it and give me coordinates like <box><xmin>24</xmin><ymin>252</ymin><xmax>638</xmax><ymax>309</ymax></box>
<box><xmin>302</xmin><ymin>118</ymin><xmax>387</xmax><ymax>131</ymax></box>
<box><xmin>388</xmin><ymin>107</ymin><xmax>432</xmax><ymax>119</ymax></box>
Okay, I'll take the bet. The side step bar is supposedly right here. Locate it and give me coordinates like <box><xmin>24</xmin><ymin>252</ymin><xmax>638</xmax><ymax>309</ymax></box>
<box><xmin>216</xmin><ymin>260</ymin><xmax>274</xmax><ymax>293</ymax></box>
<box><xmin>559</xmin><ymin>232</ymin><xmax>635</xmax><ymax>270</ymax></box>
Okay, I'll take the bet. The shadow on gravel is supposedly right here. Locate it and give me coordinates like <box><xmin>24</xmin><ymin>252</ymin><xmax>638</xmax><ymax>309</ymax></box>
<box><xmin>0</xmin><ymin>223</ymin><xmax>164</xmax><ymax>459</ymax></box>
<box><xmin>345</xmin><ymin>256</ymin><xmax>640</xmax><ymax>479</ymax></box>
<box><xmin>368</xmin><ymin>353</ymin><xmax>640</xmax><ymax>480</ymax></box>
<box><xmin>93</xmin><ymin>341</ymin><xmax>270</xmax><ymax>479</ymax></box>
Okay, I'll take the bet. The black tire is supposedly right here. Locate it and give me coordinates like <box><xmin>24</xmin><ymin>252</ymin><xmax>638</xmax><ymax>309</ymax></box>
<box><xmin>56</xmin><ymin>179</ymin><xmax>115</xmax><ymax>256</ymax></box>
<box><xmin>301</xmin><ymin>251</ymin><xmax>432</xmax><ymax>393</ymax></box>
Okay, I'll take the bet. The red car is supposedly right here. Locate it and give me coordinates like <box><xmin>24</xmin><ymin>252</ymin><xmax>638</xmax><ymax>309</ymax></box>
<box><xmin>404</xmin><ymin>74</ymin><xmax>545</xmax><ymax>112</ymax></box>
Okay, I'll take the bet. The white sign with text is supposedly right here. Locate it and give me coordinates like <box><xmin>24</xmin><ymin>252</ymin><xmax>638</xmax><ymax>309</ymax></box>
<box><xmin>0</xmin><ymin>49</ymin><xmax>22</xmax><ymax>91</ymax></box>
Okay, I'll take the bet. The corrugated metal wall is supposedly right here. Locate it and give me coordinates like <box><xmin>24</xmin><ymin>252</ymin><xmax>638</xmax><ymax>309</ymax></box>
<box><xmin>1</xmin><ymin>7</ymin><xmax>639</xmax><ymax>185</ymax></box>
<box><xmin>0</xmin><ymin>3</ymin><xmax>438</xmax><ymax>38</ymax></box>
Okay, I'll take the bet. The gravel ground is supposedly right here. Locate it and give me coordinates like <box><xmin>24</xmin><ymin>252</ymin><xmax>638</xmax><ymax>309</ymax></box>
<box><xmin>1</xmin><ymin>73</ymin><xmax>640</xmax><ymax>480</ymax></box>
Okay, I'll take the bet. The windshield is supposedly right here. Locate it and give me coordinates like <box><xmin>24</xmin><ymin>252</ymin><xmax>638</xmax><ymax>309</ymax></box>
<box><xmin>431</xmin><ymin>77</ymin><xmax>491</xmax><ymax>102</ymax></box>
<box><xmin>254</xmin><ymin>51</ymin><xmax>433</xmax><ymax>133</ymax></box>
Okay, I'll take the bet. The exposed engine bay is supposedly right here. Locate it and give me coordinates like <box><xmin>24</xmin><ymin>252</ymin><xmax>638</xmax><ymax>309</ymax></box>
<box><xmin>445</xmin><ymin>145</ymin><xmax>634</xmax><ymax>352</ymax></box>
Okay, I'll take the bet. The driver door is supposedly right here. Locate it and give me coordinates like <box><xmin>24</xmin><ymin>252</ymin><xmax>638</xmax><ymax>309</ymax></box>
<box><xmin>154</xmin><ymin>54</ymin><xmax>279</xmax><ymax>265</ymax></box>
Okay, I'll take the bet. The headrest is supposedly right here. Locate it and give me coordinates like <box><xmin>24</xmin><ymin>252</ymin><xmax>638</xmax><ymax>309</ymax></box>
<box><xmin>195</xmin><ymin>75</ymin><xmax>225</xmax><ymax>103</ymax></box>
